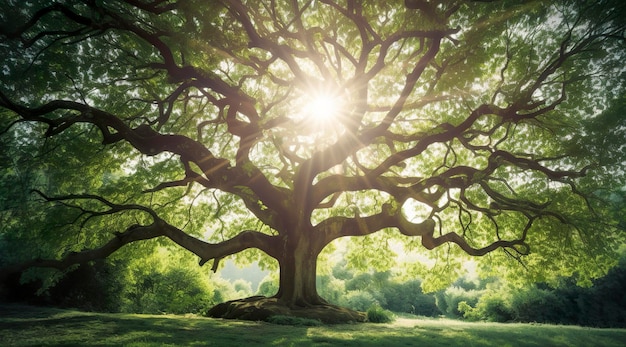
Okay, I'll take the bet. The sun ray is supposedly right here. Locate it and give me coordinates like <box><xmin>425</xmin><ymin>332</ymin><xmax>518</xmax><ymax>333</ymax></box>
<box><xmin>301</xmin><ymin>90</ymin><xmax>345</xmax><ymax>126</ymax></box>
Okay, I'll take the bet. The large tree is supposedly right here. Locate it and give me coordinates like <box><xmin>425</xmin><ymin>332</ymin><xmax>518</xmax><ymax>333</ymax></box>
<box><xmin>1</xmin><ymin>0</ymin><xmax>625</xmax><ymax>322</ymax></box>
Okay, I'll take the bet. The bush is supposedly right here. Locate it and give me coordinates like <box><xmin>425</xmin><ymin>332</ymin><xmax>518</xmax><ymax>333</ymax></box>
<box><xmin>339</xmin><ymin>290</ymin><xmax>378</xmax><ymax>311</ymax></box>
<box><xmin>119</xmin><ymin>247</ymin><xmax>221</xmax><ymax>315</ymax></box>
<box><xmin>572</xmin><ymin>256</ymin><xmax>626</xmax><ymax>328</ymax></box>
<box><xmin>232</xmin><ymin>279</ymin><xmax>253</xmax><ymax>298</ymax></box>
<box><xmin>345</xmin><ymin>273</ymin><xmax>374</xmax><ymax>291</ymax></box>
<box><xmin>317</xmin><ymin>275</ymin><xmax>346</xmax><ymax>305</ymax></box>
<box><xmin>440</xmin><ymin>286</ymin><xmax>481</xmax><ymax>317</ymax></box>
<box><xmin>434</xmin><ymin>290</ymin><xmax>448</xmax><ymax>315</ymax></box>
<box><xmin>367</xmin><ymin>305</ymin><xmax>394</xmax><ymax>323</ymax></box>
<box><xmin>122</xmin><ymin>266</ymin><xmax>216</xmax><ymax>315</ymax></box>
<box><xmin>256</xmin><ymin>273</ymin><xmax>279</xmax><ymax>297</ymax></box>
<box><xmin>475</xmin><ymin>294</ymin><xmax>513</xmax><ymax>322</ymax></box>
<box><xmin>412</xmin><ymin>293</ymin><xmax>441</xmax><ymax>317</ymax></box>
<box><xmin>266</xmin><ymin>315</ymin><xmax>323</xmax><ymax>326</ymax></box>
<box><xmin>457</xmin><ymin>301</ymin><xmax>479</xmax><ymax>321</ymax></box>
<box><xmin>381</xmin><ymin>279</ymin><xmax>440</xmax><ymax>317</ymax></box>
<box><xmin>459</xmin><ymin>292</ymin><xmax>513</xmax><ymax>322</ymax></box>
<box><xmin>37</xmin><ymin>260</ymin><xmax>125</xmax><ymax>312</ymax></box>
<box><xmin>509</xmin><ymin>287</ymin><xmax>567</xmax><ymax>324</ymax></box>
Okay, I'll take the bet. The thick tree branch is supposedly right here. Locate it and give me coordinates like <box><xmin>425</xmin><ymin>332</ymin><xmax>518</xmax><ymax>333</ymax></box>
<box><xmin>294</xmin><ymin>36</ymin><xmax>445</xmax><ymax>213</ymax></box>
<box><xmin>0</xmin><ymin>92</ymin><xmax>291</xmax><ymax>224</ymax></box>
<box><xmin>1</xmin><ymin>0</ymin><xmax>623</xmax><ymax>305</ymax></box>
<box><xmin>419</xmin><ymin>224</ymin><xmax>530</xmax><ymax>256</ymax></box>
<box><xmin>316</xmin><ymin>200</ymin><xmax>529</xmax><ymax>256</ymax></box>
<box><xmin>159</xmin><ymin>222</ymin><xmax>280</xmax><ymax>269</ymax></box>
<box><xmin>0</xmin><ymin>190</ymin><xmax>281</xmax><ymax>282</ymax></box>
<box><xmin>0</xmin><ymin>222</ymin><xmax>165</xmax><ymax>283</ymax></box>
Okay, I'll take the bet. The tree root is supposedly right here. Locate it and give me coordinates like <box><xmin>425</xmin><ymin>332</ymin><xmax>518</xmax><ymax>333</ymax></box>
<box><xmin>207</xmin><ymin>296</ymin><xmax>366</xmax><ymax>324</ymax></box>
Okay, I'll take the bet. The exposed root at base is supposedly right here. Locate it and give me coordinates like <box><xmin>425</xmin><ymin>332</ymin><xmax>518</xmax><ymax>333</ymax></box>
<box><xmin>207</xmin><ymin>296</ymin><xmax>366</xmax><ymax>324</ymax></box>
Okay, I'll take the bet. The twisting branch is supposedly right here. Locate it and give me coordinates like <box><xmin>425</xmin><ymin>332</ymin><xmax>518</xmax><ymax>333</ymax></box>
<box><xmin>317</xmin><ymin>200</ymin><xmax>529</xmax><ymax>257</ymax></box>
<box><xmin>32</xmin><ymin>189</ymin><xmax>159</xmax><ymax>219</ymax></box>
<box><xmin>0</xmin><ymin>190</ymin><xmax>281</xmax><ymax>281</ymax></box>
<box><xmin>0</xmin><ymin>3</ymin><xmax>107</xmax><ymax>47</ymax></box>
<box><xmin>0</xmin><ymin>89</ymin><xmax>294</xmax><ymax>224</ymax></box>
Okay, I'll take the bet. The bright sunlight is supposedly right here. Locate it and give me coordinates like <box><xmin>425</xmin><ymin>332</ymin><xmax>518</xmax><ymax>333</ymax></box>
<box><xmin>298</xmin><ymin>89</ymin><xmax>346</xmax><ymax>129</ymax></box>
<box><xmin>307</xmin><ymin>93</ymin><xmax>343</xmax><ymax>121</ymax></box>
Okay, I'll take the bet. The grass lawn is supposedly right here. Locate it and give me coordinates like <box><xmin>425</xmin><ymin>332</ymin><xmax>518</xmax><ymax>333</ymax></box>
<box><xmin>1</xmin><ymin>304</ymin><xmax>625</xmax><ymax>346</ymax></box>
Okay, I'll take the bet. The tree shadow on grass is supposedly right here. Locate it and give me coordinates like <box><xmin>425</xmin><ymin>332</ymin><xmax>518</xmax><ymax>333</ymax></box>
<box><xmin>0</xmin><ymin>304</ymin><xmax>309</xmax><ymax>346</ymax></box>
<box><xmin>1</xmin><ymin>305</ymin><xmax>626</xmax><ymax>346</ymax></box>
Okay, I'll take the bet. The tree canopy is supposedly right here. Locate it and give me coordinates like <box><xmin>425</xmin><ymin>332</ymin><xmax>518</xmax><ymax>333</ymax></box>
<box><xmin>1</xmin><ymin>0</ymin><xmax>625</xmax><ymax>322</ymax></box>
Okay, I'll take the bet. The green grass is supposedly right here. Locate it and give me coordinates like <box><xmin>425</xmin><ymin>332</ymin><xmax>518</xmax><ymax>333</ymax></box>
<box><xmin>1</xmin><ymin>304</ymin><xmax>625</xmax><ymax>346</ymax></box>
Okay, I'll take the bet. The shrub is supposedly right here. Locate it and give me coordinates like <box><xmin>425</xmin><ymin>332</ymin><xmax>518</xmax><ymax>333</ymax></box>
<box><xmin>122</xmin><ymin>266</ymin><xmax>215</xmax><ymax>315</ymax></box>
<box><xmin>475</xmin><ymin>294</ymin><xmax>513</xmax><ymax>322</ymax></box>
<box><xmin>232</xmin><ymin>279</ymin><xmax>253</xmax><ymax>297</ymax></box>
<box><xmin>509</xmin><ymin>287</ymin><xmax>567</xmax><ymax>324</ymax></box>
<box><xmin>458</xmin><ymin>301</ymin><xmax>479</xmax><ymax>321</ymax></box>
<box><xmin>381</xmin><ymin>279</ymin><xmax>440</xmax><ymax>316</ymax></box>
<box><xmin>411</xmin><ymin>292</ymin><xmax>441</xmax><ymax>317</ymax></box>
<box><xmin>340</xmin><ymin>290</ymin><xmax>378</xmax><ymax>311</ymax></box>
<box><xmin>256</xmin><ymin>273</ymin><xmax>279</xmax><ymax>297</ymax></box>
<box><xmin>317</xmin><ymin>275</ymin><xmax>346</xmax><ymax>305</ymax></box>
<box><xmin>367</xmin><ymin>305</ymin><xmax>394</xmax><ymax>323</ymax></box>
<box><xmin>119</xmin><ymin>247</ymin><xmax>220</xmax><ymax>315</ymax></box>
<box><xmin>345</xmin><ymin>273</ymin><xmax>374</xmax><ymax>291</ymax></box>
<box><xmin>434</xmin><ymin>290</ymin><xmax>448</xmax><ymax>315</ymax></box>
<box><xmin>46</xmin><ymin>259</ymin><xmax>125</xmax><ymax>312</ymax></box>
<box><xmin>441</xmin><ymin>286</ymin><xmax>481</xmax><ymax>317</ymax></box>
<box><xmin>460</xmin><ymin>292</ymin><xmax>513</xmax><ymax>322</ymax></box>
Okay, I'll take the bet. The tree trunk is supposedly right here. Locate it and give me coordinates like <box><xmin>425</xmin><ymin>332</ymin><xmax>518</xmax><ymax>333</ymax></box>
<box><xmin>275</xmin><ymin>236</ymin><xmax>324</xmax><ymax>307</ymax></box>
<box><xmin>207</xmin><ymin>228</ymin><xmax>366</xmax><ymax>323</ymax></box>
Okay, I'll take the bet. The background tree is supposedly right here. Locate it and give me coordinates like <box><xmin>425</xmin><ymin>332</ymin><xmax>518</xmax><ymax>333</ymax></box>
<box><xmin>1</xmin><ymin>0</ymin><xmax>625</xmax><ymax>322</ymax></box>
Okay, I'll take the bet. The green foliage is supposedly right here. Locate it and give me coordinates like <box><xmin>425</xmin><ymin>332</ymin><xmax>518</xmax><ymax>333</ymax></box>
<box><xmin>379</xmin><ymin>278</ymin><xmax>439</xmax><ymax>316</ymax></box>
<box><xmin>317</xmin><ymin>275</ymin><xmax>346</xmax><ymax>305</ymax></box>
<box><xmin>439</xmin><ymin>286</ymin><xmax>482</xmax><ymax>317</ymax></box>
<box><xmin>572</xmin><ymin>254</ymin><xmax>626</xmax><ymax>328</ymax></box>
<box><xmin>232</xmin><ymin>279</ymin><xmax>253</xmax><ymax>298</ymax></box>
<box><xmin>508</xmin><ymin>287</ymin><xmax>569</xmax><ymax>324</ymax></box>
<box><xmin>1</xmin><ymin>0</ymin><xmax>626</xmax><ymax>319</ymax></box>
<box><xmin>12</xmin><ymin>244</ymin><xmax>259</xmax><ymax>316</ymax></box>
<box><xmin>256</xmin><ymin>273</ymin><xmax>279</xmax><ymax>297</ymax></box>
<box><xmin>452</xmin><ymin>250</ymin><xmax>626</xmax><ymax>327</ymax></box>
<box><xmin>339</xmin><ymin>272</ymin><xmax>389</xmax><ymax>310</ymax></box>
<box><xmin>340</xmin><ymin>290</ymin><xmax>379</xmax><ymax>312</ymax></box>
<box><xmin>366</xmin><ymin>305</ymin><xmax>394</xmax><ymax>323</ymax></box>
<box><xmin>45</xmin><ymin>260</ymin><xmax>125</xmax><ymax>312</ymax></box>
<box><xmin>344</xmin><ymin>229</ymin><xmax>398</xmax><ymax>273</ymax></box>
<box><xmin>319</xmin><ymin>263</ymin><xmax>442</xmax><ymax>317</ymax></box>
<box><xmin>122</xmin><ymin>266</ymin><xmax>214</xmax><ymax>315</ymax></box>
<box><xmin>119</xmin><ymin>246</ymin><xmax>222</xmax><ymax>315</ymax></box>
<box><xmin>459</xmin><ymin>291</ymin><xmax>513</xmax><ymax>323</ymax></box>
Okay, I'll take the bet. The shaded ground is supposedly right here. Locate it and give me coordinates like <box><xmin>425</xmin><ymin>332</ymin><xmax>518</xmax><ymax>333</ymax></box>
<box><xmin>1</xmin><ymin>304</ymin><xmax>626</xmax><ymax>346</ymax></box>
